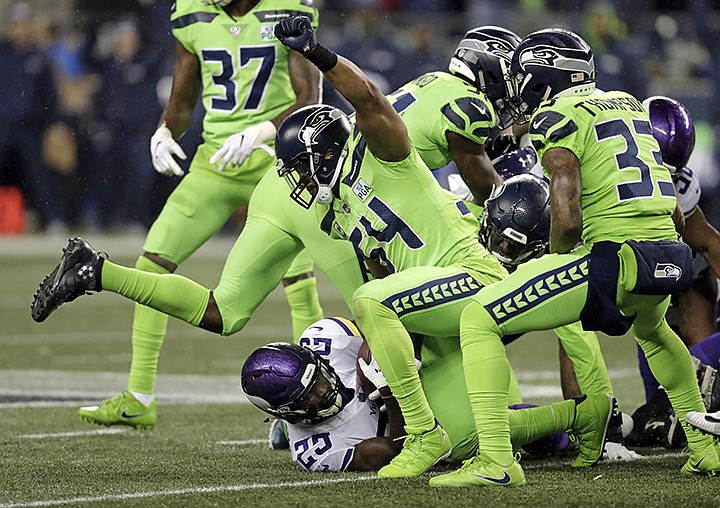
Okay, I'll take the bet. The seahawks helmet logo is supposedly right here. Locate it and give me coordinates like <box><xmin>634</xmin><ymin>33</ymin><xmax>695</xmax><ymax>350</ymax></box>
<box><xmin>458</xmin><ymin>37</ymin><xmax>514</xmax><ymax>62</ymax></box>
<box><xmin>518</xmin><ymin>45</ymin><xmax>594</xmax><ymax>76</ymax></box>
<box><xmin>299</xmin><ymin>108</ymin><xmax>343</xmax><ymax>146</ymax></box>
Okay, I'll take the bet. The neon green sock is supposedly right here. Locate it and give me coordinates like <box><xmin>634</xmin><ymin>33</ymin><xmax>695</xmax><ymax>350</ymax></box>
<box><xmin>127</xmin><ymin>256</ymin><xmax>171</xmax><ymax>395</ymax></box>
<box><xmin>352</xmin><ymin>296</ymin><xmax>435</xmax><ymax>434</ymax></box>
<box><xmin>460</xmin><ymin>301</ymin><xmax>514</xmax><ymax>464</ymax></box>
<box><xmin>101</xmin><ymin>260</ymin><xmax>210</xmax><ymax>327</ymax></box>
<box><xmin>509</xmin><ymin>400</ymin><xmax>575</xmax><ymax>447</ymax></box>
<box><xmin>284</xmin><ymin>277</ymin><xmax>324</xmax><ymax>343</ymax></box>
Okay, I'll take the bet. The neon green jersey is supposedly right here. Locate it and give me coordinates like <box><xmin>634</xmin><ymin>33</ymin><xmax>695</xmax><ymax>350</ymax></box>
<box><xmin>388</xmin><ymin>72</ymin><xmax>497</xmax><ymax>170</ymax></box>
<box><xmin>529</xmin><ymin>90</ymin><xmax>677</xmax><ymax>246</ymax></box>
<box><xmin>315</xmin><ymin>129</ymin><xmax>506</xmax><ymax>277</ymax></box>
<box><xmin>170</xmin><ymin>0</ymin><xmax>318</xmax><ymax>150</ymax></box>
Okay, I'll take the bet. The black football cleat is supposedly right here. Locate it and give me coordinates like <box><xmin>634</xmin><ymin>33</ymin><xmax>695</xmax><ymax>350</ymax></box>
<box><xmin>31</xmin><ymin>237</ymin><xmax>104</xmax><ymax>322</ymax></box>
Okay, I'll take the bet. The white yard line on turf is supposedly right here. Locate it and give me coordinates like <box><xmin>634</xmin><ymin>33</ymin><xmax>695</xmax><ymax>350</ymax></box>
<box><xmin>16</xmin><ymin>429</ymin><xmax>128</xmax><ymax>439</ymax></box>
<box><xmin>215</xmin><ymin>439</ymin><xmax>267</xmax><ymax>446</ymax></box>
<box><xmin>0</xmin><ymin>476</ymin><xmax>379</xmax><ymax>508</ymax></box>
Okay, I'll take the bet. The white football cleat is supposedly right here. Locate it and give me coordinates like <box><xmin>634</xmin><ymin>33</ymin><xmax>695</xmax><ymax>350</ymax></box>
<box><xmin>686</xmin><ymin>410</ymin><xmax>720</xmax><ymax>437</ymax></box>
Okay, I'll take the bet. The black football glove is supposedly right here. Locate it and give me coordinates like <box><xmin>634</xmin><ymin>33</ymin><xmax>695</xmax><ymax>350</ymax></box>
<box><xmin>274</xmin><ymin>16</ymin><xmax>317</xmax><ymax>55</ymax></box>
<box><xmin>485</xmin><ymin>134</ymin><xmax>519</xmax><ymax>161</ymax></box>
<box><xmin>274</xmin><ymin>16</ymin><xmax>337</xmax><ymax>72</ymax></box>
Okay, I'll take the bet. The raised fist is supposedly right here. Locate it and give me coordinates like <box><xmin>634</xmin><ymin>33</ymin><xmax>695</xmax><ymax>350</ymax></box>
<box><xmin>274</xmin><ymin>16</ymin><xmax>317</xmax><ymax>55</ymax></box>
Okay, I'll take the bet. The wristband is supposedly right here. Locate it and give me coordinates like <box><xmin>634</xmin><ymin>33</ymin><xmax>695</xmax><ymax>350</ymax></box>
<box><xmin>305</xmin><ymin>43</ymin><xmax>338</xmax><ymax>73</ymax></box>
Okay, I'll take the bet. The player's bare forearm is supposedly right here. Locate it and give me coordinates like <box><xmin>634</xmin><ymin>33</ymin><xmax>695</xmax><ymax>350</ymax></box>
<box><xmin>447</xmin><ymin>131</ymin><xmax>502</xmax><ymax>203</ymax></box>
<box><xmin>682</xmin><ymin>206</ymin><xmax>720</xmax><ymax>278</ymax></box>
<box><xmin>672</xmin><ymin>201</ymin><xmax>685</xmax><ymax>235</ymax></box>
<box><xmin>271</xmin><ymin>52</ymin><xmax>321</xmax><ymax>129</ymax></box>
<box><xmin>325</xmin><ymin>57</ymin><xmax>410</xmax><ymax>162</ymax></box>
<box><xmin>348</xmin><ymin>437</ymin><xmax>402</xmax><ymax>471</ymax></box>
<box><xmin>545</xmin><ymin>148</ymin><xmax>583</xmax><ymax>253</ymax></box>
<box><xmin>159</xmin><ymin>41</ymin><xmax>201</xmax><ymax>138</ymax></box>
<box><xmin>558</xmin><ymin>342</ymin><xmax>582</xmax><ymax>399</ymax></box>
<box><xmin>324</xmin><ymin>56</ymin><xmax>383</xmax><ymax>113</ymax></box>
<box><xmin>383</xmin><ymin>395</ymin><xmax>406</xmax><ymax>439</ymax></box>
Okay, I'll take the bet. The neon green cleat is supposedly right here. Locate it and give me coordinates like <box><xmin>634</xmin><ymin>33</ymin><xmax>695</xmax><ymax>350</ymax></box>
<box><xmin>570</xmin><ymin>393</ymin><xmax>616</xmax><ymax>467</ymax></box>
<box><xmin>78</xmin><ymin>390</ymin><xmax>157</xmax><ymax>430</ymax></box>
<box><xmin>378</xmin><ymin>422</ymin><xmax>452</xmax><ymax>478</ymax></box>
<box><xmin>681</xmin><ymin>440</ymin><xmax>720</xmax><ymax>476</ymax></box>
<box><xmin>429</xmin><ymin>453</ymin><xmax>526</xmax><ymax>487</ymax></box>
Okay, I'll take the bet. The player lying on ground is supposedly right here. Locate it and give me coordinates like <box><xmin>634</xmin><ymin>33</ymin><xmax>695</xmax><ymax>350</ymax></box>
<box><xmin>30</xmin><ymin>143</ymin><xmax>617</xmax><ymax>474</ymax></box>
<box><xmin>53</xmin><ymin>23</ymin><xmax>542</xmax><ymax>431</ymax></box>
<box><xmin>31</xmin><ymin>20</ymin><xmax>619</xmax><ymax>481</ymax></box>
<box><xmin>34</xmin><ymin>17</ymin><xmax>521</xmax><ymax>481</ymax></box>
<box><xmin>241</xmin><ymin>317</ymin><xmax>614</xmax><ymax>472</ymax></box>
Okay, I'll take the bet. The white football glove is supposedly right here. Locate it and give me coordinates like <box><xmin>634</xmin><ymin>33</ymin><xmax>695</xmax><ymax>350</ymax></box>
<box><xmin>210</xmin><ymin>120</ymin><xmax>277</xmax><ymax>172</ymax></box>
<box><xmin>357</xmin><ymin>356</ymin><xmax>388</xmax><ymax>401</ymax></box>
<box><xmin>150</xmin><ymin>124</ymin><xmax>187</xmax><ymax>176</ymax></box>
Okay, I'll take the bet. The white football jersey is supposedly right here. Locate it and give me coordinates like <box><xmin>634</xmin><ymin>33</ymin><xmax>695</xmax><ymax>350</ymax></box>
<box><xmin>287</xmin><ymin>318</ymin><xmax>387</xmax><ymax>472</ymax></box>
<box><xmin>673</xmin><ymin>166</ymin><xmax>701</xmax><ymax>218</ymax></box>
<box><xmin>672</xmin><ymin>166</ymin><xmax>709</xmax><ymax>278</ymax></box>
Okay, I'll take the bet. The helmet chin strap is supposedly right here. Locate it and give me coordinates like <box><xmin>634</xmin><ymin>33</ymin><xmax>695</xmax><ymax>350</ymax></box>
<box><xmin>315</xmin><ymin>147</ymin><xmax>347</xmax><ymax>205</ymax></box>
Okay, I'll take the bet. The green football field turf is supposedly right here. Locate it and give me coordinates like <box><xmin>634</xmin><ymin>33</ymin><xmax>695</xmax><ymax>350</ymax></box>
<box><xmin>2</xmin><ymin>234</ymin><xmax>719</xmax><ymax>507</ymax></box>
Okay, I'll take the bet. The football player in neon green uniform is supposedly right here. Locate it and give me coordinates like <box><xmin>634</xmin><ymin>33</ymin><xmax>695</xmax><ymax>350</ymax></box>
<box><xmin>77</xmin><ymin>0</ymin><xmax>324</xmax><ymax>429</ymax></box>
<box><xmin>271</xmin><ymin>18</ymin><xmax>526</xmax><ymax>478</ymax></box>
<box><xmin>32</xmin><ymin>20</ymin><xmax>519</xmax><ymax>475</ymax></box>
<box><xmin>430</xmin><ymin>29</ymin><xmax>720</xmax><ymax>488</ymax></box>
<box><xmin>395</xmin><ymin>39</ymin><xmax>612</xmax><ymax>401</ymax></box>
<box><xmin>31</xmin><ymin>22</ymin><xmax>609</xmax><ymax>473</ymax></box>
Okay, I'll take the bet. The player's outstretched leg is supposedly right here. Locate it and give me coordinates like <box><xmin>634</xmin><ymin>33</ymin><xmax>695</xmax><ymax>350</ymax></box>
<box><xmin>429</xmin><ymin>452</ymin><xmax>526</xmax><ymax>487</ymax></box>
<box><xmin>377</xmin><ymin>421</ymin><xmax>452</xmax><ymax>478</ymax></box>
<box><xmin>686</xmin><ymin>410</ymin><xmax>720</xmax><ymax>438</ymax></box>
<box><xmin>31</xmin><ymin>237</ymin><xmax>104</xmax><ymax>322</ymax></box>
<box><xmin>570</xmin><ymin>393</ymin><xmax>616</xmax><ymax>467</ymax></box>
<box><xmin>78</xmin><ymin>390</ymin><xmax>157</xmax><ymax>430</ymax></box>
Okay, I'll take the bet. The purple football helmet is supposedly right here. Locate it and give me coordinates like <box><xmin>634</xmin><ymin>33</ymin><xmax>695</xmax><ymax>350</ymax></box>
<box><xmin>241</xmin><ymin>342</ymin><xmax>353</xmax><ymax>424</ymax></box>
<box><xmin>491</xmin><ymin>147</ymin><xmax>539</xmax><ymax>180</ymax></box>
<box><xmin>480</xmin><ymin>174</ymin><xmax>550</xmax><ymax>269</ymax></box>
<box><xmin>642</xmin><ymin>96</ymin><xmax>695</xmax><ymax>174</ymax></box>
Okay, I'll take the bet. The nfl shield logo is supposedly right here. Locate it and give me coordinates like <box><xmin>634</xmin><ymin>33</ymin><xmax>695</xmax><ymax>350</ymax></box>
<box><xmin>229</xmin><ymin>25</ymin><xmax>241</xmax><ymax>37</ymax></box>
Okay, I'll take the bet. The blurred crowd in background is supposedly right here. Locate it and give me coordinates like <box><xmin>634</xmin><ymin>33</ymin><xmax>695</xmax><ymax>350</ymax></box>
<box><xmin>1</xmin><ymin>0</ymin><xmax>720</xmax><ymax>234</ymax></box>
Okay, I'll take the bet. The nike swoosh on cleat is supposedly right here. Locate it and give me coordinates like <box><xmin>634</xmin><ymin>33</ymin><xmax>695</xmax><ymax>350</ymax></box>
<box><xmin>471</xmin><ymin>470</ymin><xmax>511</xmax><ymax>485</ymax></box>
<box><xmin>692</xmin><ymin>454</ymin><xmax>710</xmax><ymax>470</ymax></box>
<box><xmin>122</xmin><ymin>410</ymin><xmax>152</xmax><ymax>419</ymax></box>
